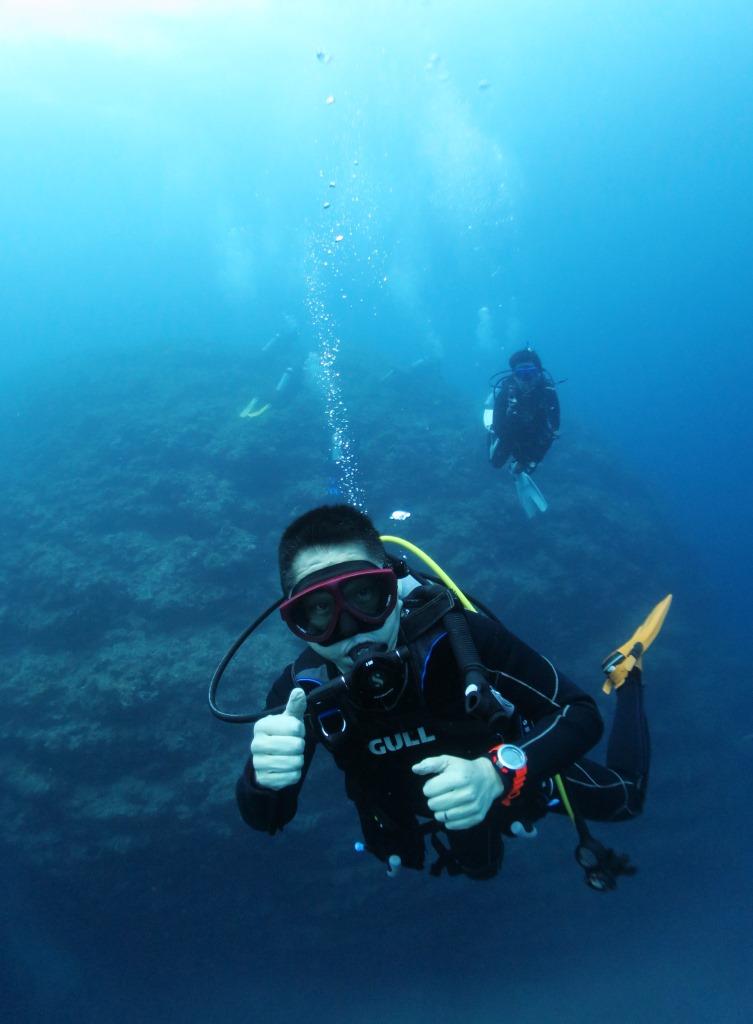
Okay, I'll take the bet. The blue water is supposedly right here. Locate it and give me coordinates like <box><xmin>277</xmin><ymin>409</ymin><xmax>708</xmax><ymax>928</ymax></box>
<box><xmin>1</xmin><ymin>3</ymin><xmax>751</xmax><ymax>1022</ymax></box>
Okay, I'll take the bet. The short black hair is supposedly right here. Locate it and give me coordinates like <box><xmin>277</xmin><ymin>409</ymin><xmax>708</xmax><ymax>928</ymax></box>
<box><xmin>509</xmin><ymin>347</ymin><xmax>542</xmax><ymax>370</ymax></box>
<box><xmin>278</xmin><ymin>504</ymin><xmax>387</xmax><ymax>594</ymax></box>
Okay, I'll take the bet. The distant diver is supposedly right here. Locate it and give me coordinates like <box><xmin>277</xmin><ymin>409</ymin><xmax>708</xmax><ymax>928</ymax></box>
<box><xmin>210</xmin><ymin>504</ymin><xmax>671</xmax><ymax>891</ymax></box>
<box><xmin>378</xmin><ymin>354</ymin><xmax>442</xmax><ymax>386</ymax></box>
<box><xmin>240</xmin><ymin>319</ymin><xmax>305</xmax><ymax>420</ymax></box>
<box><xmin>484</xmin><ymin>347</ymin><xmax>560</xmax><ymax>517</ymax></box>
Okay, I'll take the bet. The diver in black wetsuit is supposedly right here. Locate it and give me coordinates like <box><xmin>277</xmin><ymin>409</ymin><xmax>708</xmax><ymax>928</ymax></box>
<box><xmin>233</xmin><ymin>505</ymin><xmax>667</xmax><ymax>885</ymax></box>
<box><xmin>487</xmin><ymin>347</ymin><xmax>560</xmax><ymax>474</ymax></box>
<box><xmin>239</xmin><ymin>319</ymin><xmax>308</xmax><ymax>419</ymax></box>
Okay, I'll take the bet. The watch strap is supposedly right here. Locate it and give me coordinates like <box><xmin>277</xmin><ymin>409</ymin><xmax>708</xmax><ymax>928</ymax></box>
<box><xmin>487</xmin><ymin>743</ymin><xmax>528</xmax><ymax>806</ymax></box>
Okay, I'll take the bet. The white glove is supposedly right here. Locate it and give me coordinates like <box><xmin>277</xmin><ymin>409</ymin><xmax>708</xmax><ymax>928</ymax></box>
<box><xmin>412</xmin><ymin>754</ymin><xmax>503</xmax><ymax>830</ymax></box>
<box><xmin>250</xmin><ymin>688</ymin><xmax>307</xmax><ymax>790</ymax></box>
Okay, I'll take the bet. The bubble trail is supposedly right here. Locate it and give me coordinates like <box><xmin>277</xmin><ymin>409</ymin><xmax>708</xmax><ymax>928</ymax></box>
<box><xmin>305</xmin><ymin>269</ymin><xmax>366</xmax><ymax>511</ymax></box>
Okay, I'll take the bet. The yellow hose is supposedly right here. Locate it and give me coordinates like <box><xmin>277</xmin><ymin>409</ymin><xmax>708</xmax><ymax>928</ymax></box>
<box><xmin>554</xmin><ymin>775</ymin><xmax>576</xmax><ymax>822</ymax></box>
<box><xmin>379</xmin><ymin>535</ymin><xmax>476</xmax><ymax>612</ymax></box>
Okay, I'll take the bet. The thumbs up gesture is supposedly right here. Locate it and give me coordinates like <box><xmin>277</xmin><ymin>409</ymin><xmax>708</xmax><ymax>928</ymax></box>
<box><xmin>251</xmin><ymin>688</ymin><xmax>307</xmax><ymax>790</ymax></box>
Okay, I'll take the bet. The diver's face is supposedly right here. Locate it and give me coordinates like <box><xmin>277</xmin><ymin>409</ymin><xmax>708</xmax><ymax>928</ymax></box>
<box><xmin>289</xmin><ymin>543</ymin><xmax>402</xmax><ymax>673</ymax></box>
<box><xmin>512</xmin><ymin>364</ymin><xmax>541</xmax><ymax>393</ymax></box>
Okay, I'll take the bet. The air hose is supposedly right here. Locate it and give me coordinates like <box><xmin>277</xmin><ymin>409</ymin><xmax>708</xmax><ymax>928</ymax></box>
<box><xmin>381</xmin><ymin>534</ymin><xmax>576</xmax><ymax>825</ymax></box>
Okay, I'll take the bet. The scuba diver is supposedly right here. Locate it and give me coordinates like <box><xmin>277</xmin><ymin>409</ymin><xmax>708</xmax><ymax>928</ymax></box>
<box><xmin>378</xmin><ymin>354</ymin><xmax>442</xmax><ymax>386</ymax></box>
<box><xmin>484</xmin><ymin>347</ymin><xmax>560</xmax><ymax>518</ymax></box>
<box><xmin>239</xmin><ymin>318</ymin><xmax>308</xmax><ymax>420</ymax></box>
<box><xmin>216</xmin><ymin>504</ymin><xmax>671</xmax><ymax>889</ymax></box>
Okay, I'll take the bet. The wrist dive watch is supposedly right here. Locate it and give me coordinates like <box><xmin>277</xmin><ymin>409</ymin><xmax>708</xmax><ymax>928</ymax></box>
<box><xmin>487</xmin><ymin>743</ymin><xmax>528</xmax><ymax>806</ymax></box>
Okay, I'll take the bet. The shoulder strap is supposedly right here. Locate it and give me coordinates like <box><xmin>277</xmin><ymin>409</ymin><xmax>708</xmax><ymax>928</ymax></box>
<box><xmin>400</xmin><ymin>583</ymin><xmax>456</xmax><ymax>644</ymax></box>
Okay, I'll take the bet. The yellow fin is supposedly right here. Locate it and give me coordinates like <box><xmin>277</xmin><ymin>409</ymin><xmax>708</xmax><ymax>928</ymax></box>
<box><xmin>602</xmin><ymin>594</ymin><xmax>672</xmax><ymax>694</ymax></box>
<box><xmin>239</xmin><ymin>399</ymin><xmax>271</xmax><ymax>419</ymax></box>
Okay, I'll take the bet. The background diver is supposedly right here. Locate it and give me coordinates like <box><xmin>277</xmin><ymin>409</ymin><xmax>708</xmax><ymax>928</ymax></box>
<box><xmin>484</xmin><ymin>347</ymin><xmax>560</xmax><ymax>517</ymax></box>
<box><xmin>226</xmin><ymin>504</ymin><xmax>671</xmax><ymax>888</ymax></box>
<box><xmin>239</xmin><ymin>317</ymin><xmax>308</xmax><ymax>420</ymax></box>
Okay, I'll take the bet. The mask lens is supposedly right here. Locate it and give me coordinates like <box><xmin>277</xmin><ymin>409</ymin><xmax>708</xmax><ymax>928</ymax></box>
<box><xmin>513</xmin><ymin>363</ymin><xmax>539</xmax><ymax>380</ymax></box>
<box><xmin>296</xmin><ymin>589</ymin><xmax>336</xmax><ymax>634</ymax></box>
<box><xmin>280</xmin><ymin>567</ymin><xmax>397</xmax><ymax>643</ymax></box>
<box><xmin>341</xmin><ymin>574</ymin><xmax>390</xmax><ymax>616</ymax></box>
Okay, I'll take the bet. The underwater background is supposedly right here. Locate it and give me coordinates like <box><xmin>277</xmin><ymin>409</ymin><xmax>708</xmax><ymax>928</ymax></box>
<box><xmin>1</xmin><ymin>2</ymin><xmax>751</xmax><ymax>1022</ymax></box>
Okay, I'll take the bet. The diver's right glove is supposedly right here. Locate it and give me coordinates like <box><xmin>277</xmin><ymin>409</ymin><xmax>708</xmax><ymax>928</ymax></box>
<box><xmin>250</xmin><ymin>688</ymin><xmax>307</xmax><ymax>790</ymax></box>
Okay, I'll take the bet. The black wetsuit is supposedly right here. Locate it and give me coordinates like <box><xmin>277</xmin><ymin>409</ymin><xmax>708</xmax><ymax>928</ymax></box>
<box><xmin>237</xmin><ymin>609</ymin><xmax>649</xmax><ymax>879</ymax></box>
<box><xmin>490</xmin><ymin>373</ymin><xmax>560</xmax><ymax>471</ymax></box>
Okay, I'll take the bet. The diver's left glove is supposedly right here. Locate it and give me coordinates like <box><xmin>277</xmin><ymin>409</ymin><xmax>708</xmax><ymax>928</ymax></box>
<box><xmin>412</xmin><ymin>754</ymin><xmax>503</xmax><ymax>830</ymax></box>
<box><xmin>250</xmin><ymin>688</ymin><xmax>307</xmax><ymax>790</ymax></box>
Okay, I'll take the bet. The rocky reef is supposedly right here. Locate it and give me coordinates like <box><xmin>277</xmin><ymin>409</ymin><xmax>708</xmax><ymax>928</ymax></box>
<box><xmin>0</xmin><ymin>339</ymin><xmax>694</xmax><ymax>876</ymax></box>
